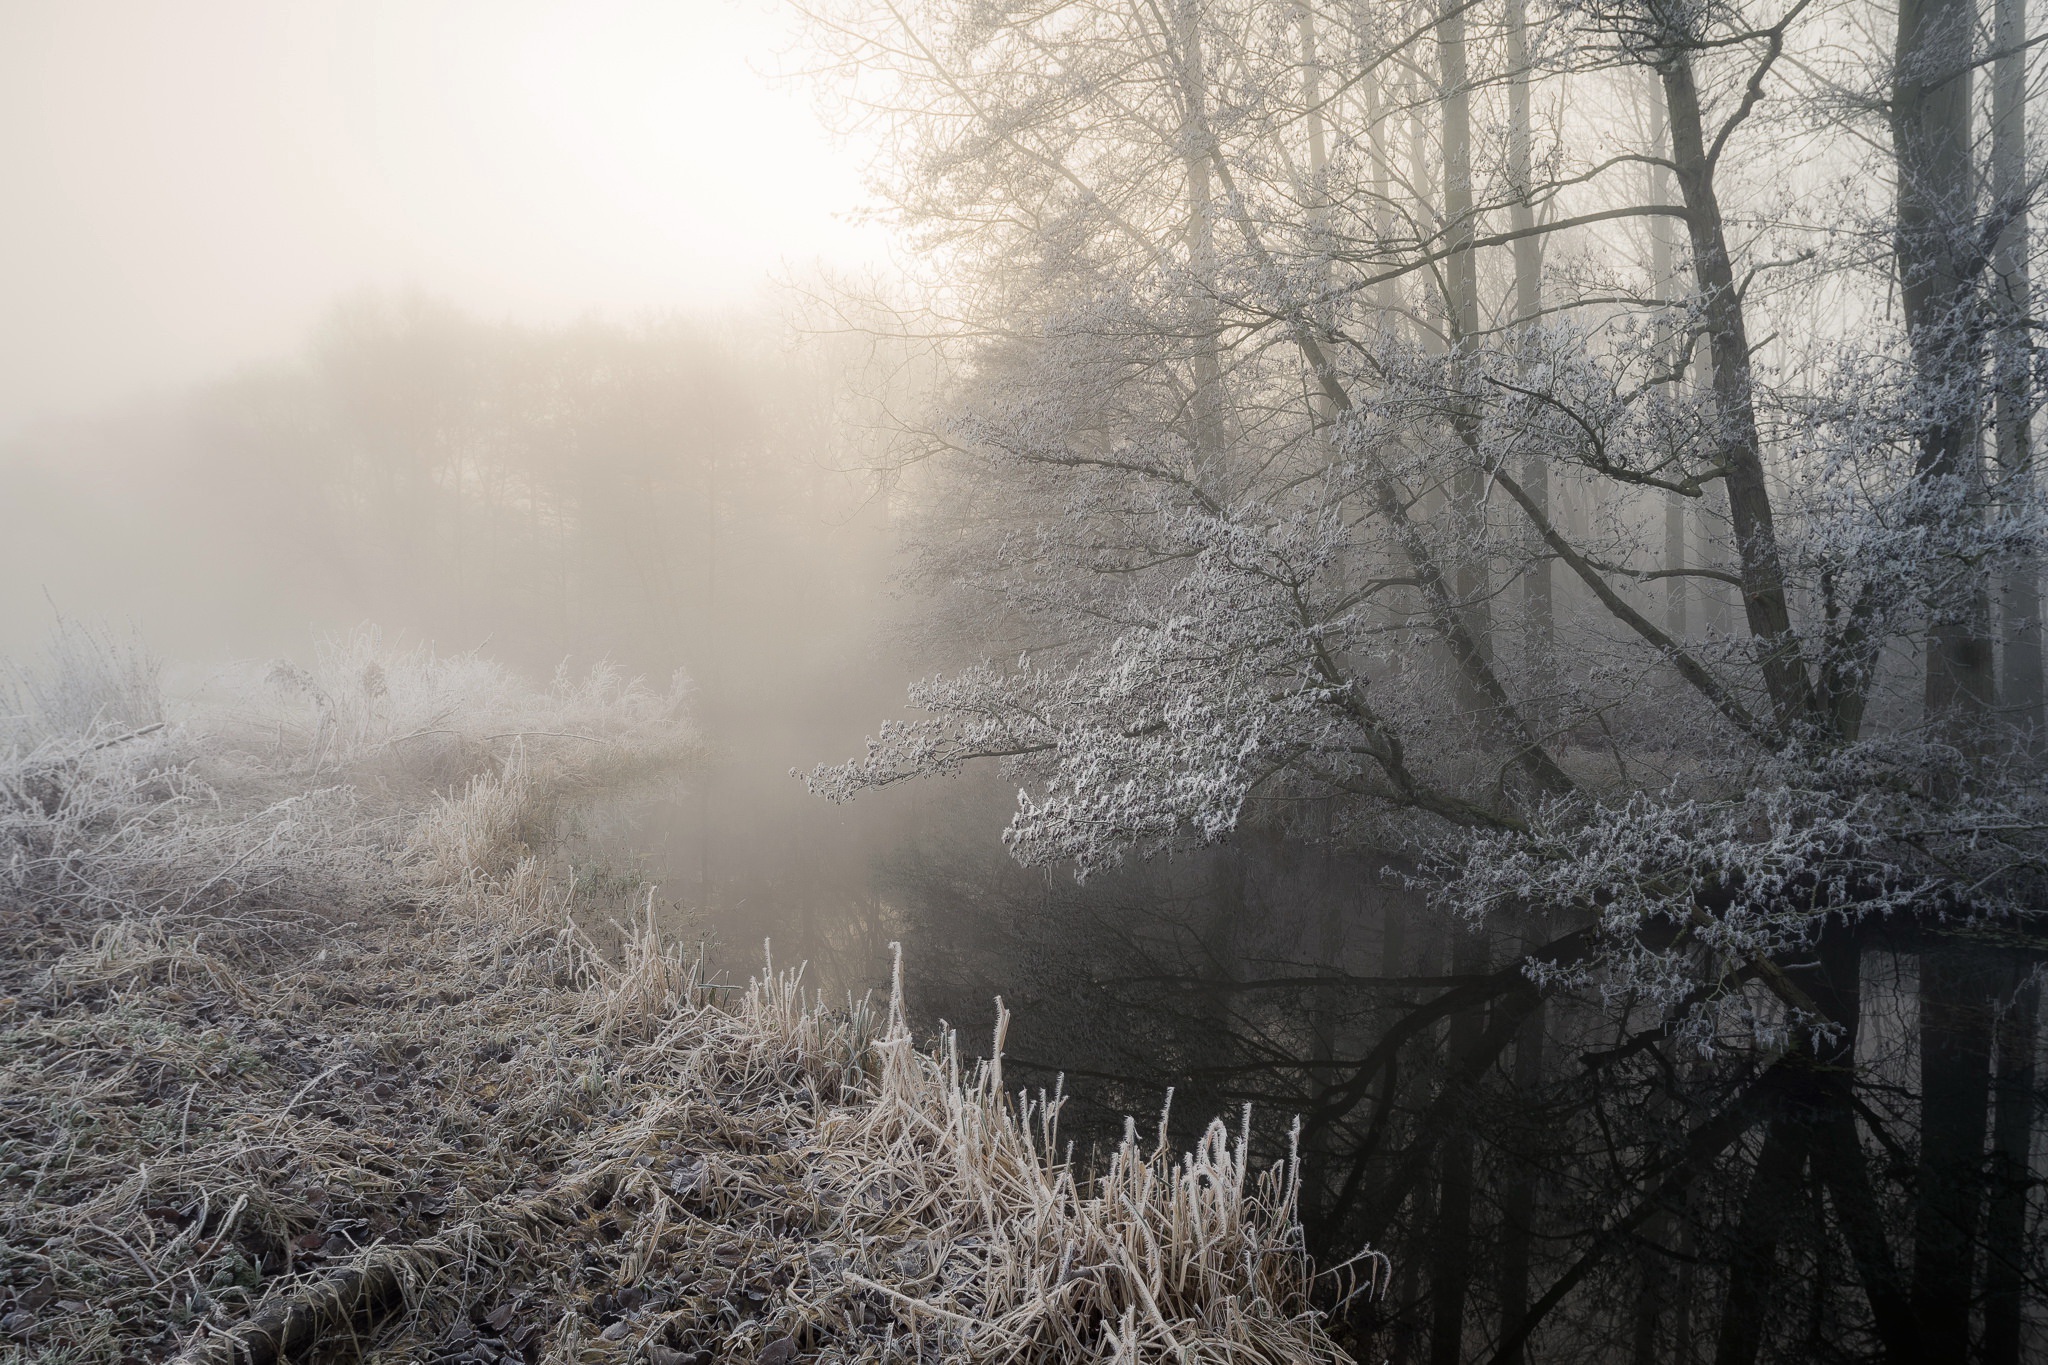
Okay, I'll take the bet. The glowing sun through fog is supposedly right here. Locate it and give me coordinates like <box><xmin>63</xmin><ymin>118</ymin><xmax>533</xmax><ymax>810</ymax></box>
<box><xmin>0</xmin><ymin>0</ymin><xmax>882</xmax><ymax>434</ymax></box>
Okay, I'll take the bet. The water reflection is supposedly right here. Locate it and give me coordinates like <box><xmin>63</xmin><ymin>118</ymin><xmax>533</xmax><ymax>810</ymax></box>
<box><xmin>605</xmin><ymin>766</ymin><xmax>2048</xmax><ymax>1363</ymax></box>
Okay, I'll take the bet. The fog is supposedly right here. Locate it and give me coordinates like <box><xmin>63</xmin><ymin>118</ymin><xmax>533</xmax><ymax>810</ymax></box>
<box><xmin>0</xmin><ymin>0</ymin><xmax>916</xmax><ymax>998</ymax></box>
<box><xmin>0</xmin><ymin>0</ymin><xmax>882</xmax><ymax>435</ymax></box>
<box><xmin>8</xmin><ymin>0</ymin><xmax>2048</xmax><ymax>1359</ymax></box>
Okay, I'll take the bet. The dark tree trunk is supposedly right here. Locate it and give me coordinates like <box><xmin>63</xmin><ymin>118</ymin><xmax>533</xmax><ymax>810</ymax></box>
<box><xmin>1912</xmin><ymin>944</ymin><xmax>1998</xmax><ymax>1360</ymax></box>
<box><xmin>1628</xmin><ymin>1209</ymin><xmax>1676</xmax><ymax>1365</ymax></box>
<box><xmin>1982</xmin><ymin>966</ymin><xmax>2039</xmax><ymax>1365</ymax></box>
<box><xmin>1506</xmin><ymin>0</ymin><xmax>1550</xmax><ymax>709</ymax></box>
<box><xmin>1896</xmin><ymin>0</ymin><xmax>1996</xmax><ymax>737</ymax></box>
<box><xmin>1656</xmin><ymin>49</ymin><xmax>1815</xmax><ymax>730</ymax></box>
<box><xmin>1437</xmin><ymin>0</ymin><xmax>1490</xmax><ymax>722</ymax></box>
<box><xmin>1803</xmin><ymin>925</ymin><xmax>1923</xmax><ymax>1361</ymax></box>
<box><xmin>1494</xmin><ymin>994</ymin><xmax>1545</xmax><ymax>1365</ymax></box>
<box><xmin>1427</xmin><ymin>929</ymin><xmax>1489</xmax><ymax>1365</ymax></box>
<box><xmin>1992</xmin><ymin>0</ymin><xmax>2042</xmax><ymax>739</ymax></box>
<box><xmin>1712</xmin><ymin>1118</ymin><xmax>1811</xmax><ymax>1365</ymax></box>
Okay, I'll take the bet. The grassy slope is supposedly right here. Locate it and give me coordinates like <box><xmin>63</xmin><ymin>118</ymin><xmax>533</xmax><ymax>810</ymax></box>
<box><xmin>0</xmin><ymin>630</ymin><xmax>1362</xmax><ymax>1364</ymax></box>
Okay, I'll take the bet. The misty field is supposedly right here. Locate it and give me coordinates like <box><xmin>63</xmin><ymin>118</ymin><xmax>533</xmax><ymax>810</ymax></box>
<box><xmin>0</xmin><ymin>627</ymin><xmax>1359</xmax><ymax>1364</ymax></box>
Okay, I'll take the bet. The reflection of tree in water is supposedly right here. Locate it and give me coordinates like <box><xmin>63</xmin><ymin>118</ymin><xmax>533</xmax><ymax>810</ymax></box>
<box><xmin>877</xmin><ymin>792</ymin><xmax>2045</xmax><ymax>1362</ymax></box>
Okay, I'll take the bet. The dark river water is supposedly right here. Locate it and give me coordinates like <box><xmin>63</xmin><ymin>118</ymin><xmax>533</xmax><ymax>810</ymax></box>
<box><xmin>583</xmin><ymin>735</ymin><xmax>2047</xmax><ymax>1365</ymax></box>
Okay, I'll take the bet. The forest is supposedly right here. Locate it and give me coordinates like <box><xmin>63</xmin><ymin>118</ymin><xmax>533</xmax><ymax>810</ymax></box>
<box><xmin>791</xmin><ymin>0</ymin><xmax>2048</xmax><ymax>1358</ymax></box>
<box><xmin>0</xmin><ymin>0</ymin><xmax>2045</xmax><ymax>1360</ymax></box>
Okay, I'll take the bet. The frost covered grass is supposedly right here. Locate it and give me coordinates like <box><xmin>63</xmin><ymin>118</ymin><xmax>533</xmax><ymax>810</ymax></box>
<box><xmin>0</xmin><ymin>625</ymin><xmax>1362</xmax><ymax>1364</ymax></box>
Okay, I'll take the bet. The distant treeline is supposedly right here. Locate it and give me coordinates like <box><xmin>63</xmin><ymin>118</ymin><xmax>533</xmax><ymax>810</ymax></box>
<box><xmin>0</xmin><ymin>297</ymin><xmax>886</xmax><ymax>681</ymax></box>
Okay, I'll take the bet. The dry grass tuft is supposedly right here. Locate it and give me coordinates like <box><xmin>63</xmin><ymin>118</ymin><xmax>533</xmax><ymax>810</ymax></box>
<box><xmin>0</xmin><ymin>626</ymin><xmax>1370</xmax><ymax>1364</ymax></box>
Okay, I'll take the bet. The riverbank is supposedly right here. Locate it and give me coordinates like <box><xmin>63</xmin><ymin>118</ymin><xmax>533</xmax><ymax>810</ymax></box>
<box><xmin>0</xmin><ymin>630</ymin><xmax>1362</xmax><ymax>1364</ymax></box>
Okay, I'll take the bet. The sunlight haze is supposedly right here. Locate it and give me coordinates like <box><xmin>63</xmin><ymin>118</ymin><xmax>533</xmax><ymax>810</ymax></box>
<box><xmin>0</xmin><ymin>0</ymin><xmax>880</xmax><ymax>434</ymax></box>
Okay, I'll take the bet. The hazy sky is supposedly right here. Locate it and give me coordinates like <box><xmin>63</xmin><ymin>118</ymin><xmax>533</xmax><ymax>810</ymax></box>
<box><xmin>0</xmin><ymin>0</ymin><xmax>883</xmax><ymax>435</ymax></box>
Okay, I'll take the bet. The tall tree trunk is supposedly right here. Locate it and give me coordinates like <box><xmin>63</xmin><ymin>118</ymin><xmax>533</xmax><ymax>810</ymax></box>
<box><xmin>1896</xmin><ymin>0</ymin><xmax>1996</xmax><ymax>740</ymax></box>
<box><xmin>1494</xmin><ymin>906</ymin><xmax>1547</xmax><ymax>1365</ymax></box>
<box><xmin>1493</xmin><ymin>942</ymin><xmax>1544</xmax><ymax>1365</ymax></box>
<box><xmin>1378</xmin><ymin>871</ymin><xmax>1418</xmax><ymax>1363</ymax></box>
<box><xmin>1702</xmin><ymin>481</ymin><xmax>1737</xmax><ymax>637</ymax></box>
<box><xmin>1175</xmin><ymin>0</ymin><xmax>1228</xmax><ymax>470</ymax></box>
<box><xmin>1712</xmin><ymin>1119</ymin><xmax>1810</xmax><ymax>1365</ymax></box>
<box><xmin>1295</xmin><ymin>3</ymin><xmax>1331</xmax><ymax>241</ymax></box>
<box><xmin>1912</xmin><ymin>944</ymin><xmax>1997</xmax><ymax>1360</ymax></box>
<box><xmin>1805</xmin><ymin>927</ymin><xmax>1921</xmax><ymax>1361</ymax></box>
<box><xmin>1406</xmin><ymin>78</ymin><xmax>1438</xmax><ymax>349</ymax></box>
<box><xmin>1726</xmin><ymin>921</ymin><xmax>1899</xmax><ymax>1363</ymax></box>
<box><xmin>1439</xmin><ymin>0</ymin><xmax>1491</xmax><ymax>720</ymax></box>
<box><xmin>1982</xmin><ymin>965</ymin><xmax>2039</xmax><ymax>1365</ymax></box>
<box><xmin>1992</xmin><ymin>0</ymin><xmax>2042</xmax><ymax>741</ymax></box>
<box><xmin>1506</xmin><ymin>0</ymin><xmax>1551</xmax><ymax>711</ymax></box>
<box><xmin>1672</xmin><ymin>1198</ymin><xmax>1700</xmax><ymax>1365</ymax></box>
<box><xmin>1363</xmin><ymin>36</ymin><xmax>1399</xmax><ymax>322</ymax></box>
<box><xmin>1301</xmin><ymin>849</ymin><xmax>1351</xmax><ymax>1240</ymax></box>
<box><xmin>1655</xmin><ymin>49</ymin><xmax>1816</xmax><ymax>729</ymax></box>
<box><xmin>1629</xmin><ymin>1209</ymin><xmax>1676</xmax><ymax>1365</ymax></box>
<box><xmin>1427</xmin><ymin>929</ymin><xmax>1488</xmax><ymax>1365</ymax></box>
<box><xmin>1295</xmin><ymin>1</ymin><xmax>1336</xmax><ymax>357</ymax></box>
<box><xmin>1647</xmin><ymin>81</ymin><xmax>1688</xmax><ymax>641</ymax></box>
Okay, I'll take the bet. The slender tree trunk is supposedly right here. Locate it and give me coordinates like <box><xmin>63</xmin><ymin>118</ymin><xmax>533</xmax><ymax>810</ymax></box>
<box><xmin>1439</xmin><ymin>0</ymin><xmax>1491</xmax><ymax>717</ymax></box>
<box><xmin>1494</xmin><ymin>991</ymin><xmax>1544</xmax><ymax>1364</ymax></box>
<box><xmin>1295</xmin><ymin>3</ymin><xmax>1331</xmax><ymax>243</ymax></box>
<box><xmin>1647</xmin><ymin>81</ymin><xmax>1688</xmax><ymax>641</ymax></box>
<box><xmin>1912</xmin><ymin>944</ymin><xmax>1997</xmax><ymax>1360</ymax></box>
<box><xmin>1725</xmin><ymin>922</ymin><xmax>1901</xmax><ymax>1364</ymax></box>
<box><xmin>1394</xmin><ymin>1175</ymin><xmax>1434</xmax><ymax>1365</ymax></box>
<box><xmin>1802</xmin><ymin>923</ymin><xmax>1923</xmax><ymax>1361</ymax></box>
<box><xmin>1428</xmin><ymin>929</ymin><xmax>1488</xmax><ymax>1365</ymax></box>
<box><xmin>1427</xmin><ymin>1130</ymin><xmax>1476</xmax><ymax>1365</ymax></box>
<box><xmin>1993</xmin><ymin>0</ymin><xmax>2042</xmax><ymax>741</ymax></box>
<box><xmin>1896</xmin><ymin>0</ymin><xmax>1996</xmax><ymax>740</ymax></box>
<box><xmin>1196</xmin><ymin>854</ymin><xmax>1247</xmax><ymax>1081</ymax></box>
<box><xmin>1494</xmin><ymin>903</ymin><xmax>1547</xmax><ymax>1365</ymax></box>
<box><xmin>1175</xmin><ymin>0</ymin><xmax>1228</xmax><ymax>470</ymax></box>
<box><xmin>1406</xmin><ymin>80</ymin><xmax>1438</xmax><ymax>350</ymax></box>
<box><xmin>1982</xmin><ymin>966</ymin><xmax>2039</xmax><ymax>1365</ymax></box>
<box><xmin>1656</xmin><ymin>50</ymin><xmax>1815</xmax><ymax>728</ymax></box>
<box><xmin>1672</xmin><ymin>1199</ymin><xmax>1700</xmax><ymax>1365</ymax></box>
<box><xmin>1664</xmin><ymin>501</ymin><xmax>1689</xmax><ymax>633</ymax></box>
<box><xmin>1507</xmin><ymin>0</ymin><xmax>1551</xmax><ymax>712</ymax></box>
<box><xmin>1301</xmin><ymin>852</ymin><xmax>1350</xmax><ymax>1238</ymax></box>
<box><xmin>1712</xmin><ymin>1119</ymin><xmax>1810</xmax><ymax>1365</ymax></box>
<box><xmin>1295</xmin><ymin>0</ymin><xmax>1337</xmax><ymax>367</ymax></box>
<box><xmin>1703</xmin><ymin>481</ymin><xmax>1736</xmax><ymax>637</ymax></box>
<box><xmin>1363</xmin><ymin>42</ymin><xmax>1399</xmax><ymax>322</ymax></box>
<box><xmin>1629</xmin><ymin>1210</ymin><xmax>1675</xmax><ymax>1365</ymax></box>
